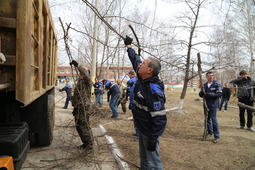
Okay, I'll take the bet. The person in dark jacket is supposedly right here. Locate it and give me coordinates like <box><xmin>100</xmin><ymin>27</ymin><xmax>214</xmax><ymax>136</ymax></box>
<box><xmin>230</xmin><ymin>70</ymin><xmax>255</xmax><ymax>132</ymax></box>
<box><xmin>199</xmin><ymin>72</ymin><xmax>222</xmax><ymax>143</ymax></box>
<box><xmin>102</xmin><ymin>80</ymin><xmax>121</xmax><ymax>118</ymax></box>
<box><xmin>124</xmin><ymin>36</ymin><xmax>166</xmax><ymax>170</ymax></box>
<box><xmin>70</xmin><ymin>60</ymin><xmax>93</xmax><ymax>149</ymax></box>
<box><xmin>59</xmin><ymin>77</ymin><xmax>73</xmax><ymax>109</ymax></box>
<box><xmin>93</xmin><ymin>78</ymin><xmax>104</xmax><ymax>107</ymax></box>
<box><xmin>126</xmin><ymin>70</ymin><xmax>137</xmax><ymax>109</ymax></box>
<box><xmin>219</xmin><ymin>83</ymin><xmax>231</xmax><ymax>112</ymax></box>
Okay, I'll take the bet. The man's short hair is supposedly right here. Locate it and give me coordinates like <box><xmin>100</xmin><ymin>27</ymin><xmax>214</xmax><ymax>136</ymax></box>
<box><xmin>128</xmin><ymin>70</ymin><xmax>135</xmax><ymax>75</ymax></box>
<box><xmin>206</xmin><ymin>71</ymin><xmax>213</xmax><ymax>75</ymax></box>
<box><xmin>239</xmin><ymin>70</ymin><xmax>247</xmax><ymax>76</ymax></box>
<box><xmin>148</xmin><ymin>57</ymin><xmax>161</xmax><ymax>76</ymax></box>
<box><xmin>102</xmin><ymin>79</ymin><xmax>107</xmax><ymax>84</ymax></box>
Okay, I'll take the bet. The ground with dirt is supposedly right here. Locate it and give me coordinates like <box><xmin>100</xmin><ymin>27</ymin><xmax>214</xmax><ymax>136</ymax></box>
<box><xmin>23</xmin><ymin>87</ymin><xmax>255</xmax><ymax>170</ymax></box>
<box><xmin>103</xmin><ymin>88</ymin><xmax>255</xmax><ymax>170</ymax></box>
<box><xmin>22</xmin><ymin>87</ymin><xmax>119</xmax><ymax>170</ymax></box>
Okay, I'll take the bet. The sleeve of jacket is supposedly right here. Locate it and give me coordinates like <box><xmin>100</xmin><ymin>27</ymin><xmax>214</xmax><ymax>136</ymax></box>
<box><xmin>227</xmin><ymin>88</ymin><xmax>231</xmax><ymax>100</ymax></box>
<box><xmin>107</xmin><ymin>91</ymin><xmax>110</xmax><ymax>102</ymax></box>
<box><xmin>147</xmin><ymin>83</ymin><xmax>167</xmax><ymax>142</ymax></box>
<box><xmin>127</xmin><ymin>48</ymin><xmax>142</xmax><ymax>78</ymax></box>
<box><xmin>105</xmin><ymin>84</ymin><xmax>111</xmax><ymax>102</ymax></box>
<box><xmin>62</xmin><ymin>86</ymin><xmax>67</xmax><ymax>91</ymax></box>
<box><xmin>208</xmin><ymin>83</ymin><xmax>222</xmax><ymax>98</ymax></box>
<box><xmin>230</xmin><ymin>77</ymin><xmax>245</xmax><ymax>85</ymax></box>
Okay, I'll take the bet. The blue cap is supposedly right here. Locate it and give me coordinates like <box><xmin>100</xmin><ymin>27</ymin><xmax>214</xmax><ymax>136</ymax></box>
<box><xmin>65</xmin><ymin>77</ymin><xmax>70</xmax><ymax>80</ymax></box>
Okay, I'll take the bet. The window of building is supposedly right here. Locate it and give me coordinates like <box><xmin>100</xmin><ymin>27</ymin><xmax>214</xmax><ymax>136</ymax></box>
<box><xmin>66</xmin><ymin>69</ymin><xmax>70</xmax><ymax>73</ymax></box>
<box><xmin>60</xmin><ymin>69</ymin><xmax>64</xmax><ymax>73</ymax></box>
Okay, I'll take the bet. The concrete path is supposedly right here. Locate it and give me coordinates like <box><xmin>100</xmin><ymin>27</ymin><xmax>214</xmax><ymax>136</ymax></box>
<box><xmin>22</xmin><ymin>88</ymin><xmax>119</xmax><ymax>170</ymax></box>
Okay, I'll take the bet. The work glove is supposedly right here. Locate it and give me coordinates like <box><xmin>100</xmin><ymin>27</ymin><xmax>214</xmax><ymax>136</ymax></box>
<box><xmin>124</xmin><ymin>35</ymin><xmax>133</xmax><ymax>45</ymax></box>
<box><xmin>147</xmin><ymin>140</ymin><xmax>157</xmax><ymax>152</ymax></box>
<box><xmin>70</xmin><ymin>60</ymin><xmax>78</xmax><ymax>67</ymax></box>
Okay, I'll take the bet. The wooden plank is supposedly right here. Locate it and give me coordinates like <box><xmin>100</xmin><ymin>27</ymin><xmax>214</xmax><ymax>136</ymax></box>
<box><xmin>16</xmin><ymin>0</ymin><xmax>30</xmax><ymax>105</ymax></box>
<box><xmin>0</xmin><ymin>17</ymin><xmax>16</xmax><ymax>28</ymax></box>
<box><xmin>43</xmin><ymin>15</ymin><xmax>49</xmax><ymax>88</ymax></box>
<box><xmin>15</xmin><ymin>0</ymin><xmax>57</xmax><ymax>105</ymax></box>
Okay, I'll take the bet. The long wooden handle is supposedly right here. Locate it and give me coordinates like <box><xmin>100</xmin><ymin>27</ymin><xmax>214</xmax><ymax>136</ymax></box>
<box><xmin>197</xmin><ymin>53</ymin><xmax>209</xmax><ymax>141</ymax></box>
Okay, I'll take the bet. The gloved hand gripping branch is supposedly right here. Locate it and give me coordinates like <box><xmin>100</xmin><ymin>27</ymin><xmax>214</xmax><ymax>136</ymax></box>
<box><xmin>124</xmin><ymin>35</ymin><xmax>133</xmax><ymax>46</ymax></box>
<box><xmin>70</xmin><ymin>60</ymin><xmax>78</xmax><ymax>67</ymax></box>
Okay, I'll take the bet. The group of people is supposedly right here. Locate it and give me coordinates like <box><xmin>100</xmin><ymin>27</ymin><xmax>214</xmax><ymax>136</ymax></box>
<box><xmin>59</xmin><ymin>36</ymin><xmax>166</xmax><ymax>169</ymax></box>
<box><xmin>199</xmin><ymin>70</ymin><xmax>255</xmax><ymax>145</ymax></box>
<box><xmin>59</xmin><ymin>35</ymin><xmax>254</xmax><ymax>170</ymax></box>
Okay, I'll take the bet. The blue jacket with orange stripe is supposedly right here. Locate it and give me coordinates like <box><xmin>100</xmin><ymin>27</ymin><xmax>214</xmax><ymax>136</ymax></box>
<box><xmin>127</xmin><ymin>47</ymin><xmax>167</xmax><ymax>142</ymax></box>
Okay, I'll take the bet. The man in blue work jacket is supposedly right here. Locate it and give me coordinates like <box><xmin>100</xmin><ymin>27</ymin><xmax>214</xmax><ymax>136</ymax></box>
<box><xmin>199</xmin><ymin>72</ymin><xmax>222</xmax><ymax>143</ymax></box>
<box><xmin>124</xmin><ymin>36</ymin><xmax>167</xmax><ymax>170</ymax></box>
<box><xmin>126</xmin><ymin>70</ymin><xmax>137</xmax><ymax>109</ymax></box>
<box><xmin>93</xmin><ymin>78</ymin><xmax>104</xmax><ymax>107</ymax></box>
<box><xmin>59</xmin><ymin>77</ymin><xmax>73</xmax><ymax>109</ymax></box>
<box><xmin>102</xmin><ymin>80</ymin><xmax>121</xmax><ymax>118</ymax></box>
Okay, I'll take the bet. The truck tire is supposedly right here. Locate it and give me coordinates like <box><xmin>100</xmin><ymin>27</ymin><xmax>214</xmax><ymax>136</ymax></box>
<box><xmin>37</xmin><ymin>92</ymin><xmax>54</xmax><ymax>146</ymax></box>
<box><xmin>21</xmin><ymin>88</ymin><xmax>55</xmax><ymax>146</ymax></box>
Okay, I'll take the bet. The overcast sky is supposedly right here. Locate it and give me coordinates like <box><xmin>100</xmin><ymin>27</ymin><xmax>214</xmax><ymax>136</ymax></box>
<box><xmin>48</xmin><ymin>0</ymin><xmax>225</xmax><ymax>65</ymax></box>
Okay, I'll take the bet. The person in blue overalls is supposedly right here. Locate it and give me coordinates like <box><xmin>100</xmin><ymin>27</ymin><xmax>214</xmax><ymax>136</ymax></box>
<box><xmin>126</xmin><ymin>70</ymin><xmax>137</xmax><ymax>109</ymax></box>
<box><xmin>124</xmin><ymin>36</ymin><xmax>167</xmax><ymax>170</ymax></box>
<box><xmin>126</xmin><ymin>70</ymin><xmax>138</xmax><ymax>137</ymax></box>
<box><xmin>93</xmin><ymin>78</ymin><xmax>104</xmax><ymax>107</ymax></box>
<box><xmin>102</xmin><ymin>80</ymin><xmax>121</xmax><ymax>118</ymax></box>
<box><xmin>199</xmin><ymin>72</ymin><xmax>222</xmax><ymax>143</ymax></box>
<box><xmin>59</xmin><ymin>77</ymin><xmax>73</xmax><ymax>109</ymax></box>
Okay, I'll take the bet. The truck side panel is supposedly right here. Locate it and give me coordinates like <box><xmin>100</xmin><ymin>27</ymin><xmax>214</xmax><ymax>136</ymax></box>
<box><xmin>0</xmin><ymin>0</ymin><xmax>57</xmax><ymax>106</ymax></box>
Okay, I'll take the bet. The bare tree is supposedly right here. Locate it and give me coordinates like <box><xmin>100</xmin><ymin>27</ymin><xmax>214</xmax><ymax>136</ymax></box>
<box><xmin>231</xmin><ymin>0</ymin><xmax>255</xmax><ymax>76</ymax></box>
<box><xmin>164</xmin><ymin>0</ymin><xmax>215</xmax><ymax>112</ymax></box>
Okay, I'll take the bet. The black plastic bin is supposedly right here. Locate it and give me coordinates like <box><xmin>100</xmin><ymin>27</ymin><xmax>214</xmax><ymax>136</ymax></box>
<box><xmin>0</xmin><ymin>122</ymin><xmax>30</xmax><ymax>170</ymax></box>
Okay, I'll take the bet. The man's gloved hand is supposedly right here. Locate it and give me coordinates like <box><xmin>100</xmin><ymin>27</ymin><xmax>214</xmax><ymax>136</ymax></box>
<box><xmin>124</xmin><ymin>35</ymin><xmax>133</xmax><ymax>45</ymax></box>
<box><xmin>147</xmin><ymin>140</ymin><xmax>157</xmax><ymax>152</ymax></box>
<box><xmin>70</xmin><ymin>60</ymin><xmax>78</xmax><ymax>67</ymax></box>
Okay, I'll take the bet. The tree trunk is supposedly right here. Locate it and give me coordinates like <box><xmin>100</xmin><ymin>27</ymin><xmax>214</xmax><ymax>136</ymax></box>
<box><xmin>177</xmin><ymin>78</ymin><xmax>189</xmax><ymax>113</ymax></box>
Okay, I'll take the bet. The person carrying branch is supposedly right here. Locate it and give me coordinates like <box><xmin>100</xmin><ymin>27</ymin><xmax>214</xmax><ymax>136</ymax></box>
<box><xmin>124</xmin><ymin>35</ymin><xmax>167</xmax><ymax>169</ymax></box>
<box><xmin>230</xmin><ymin>70</ymin><xmax>255</xmax><ymax>132</ymax></box>
<box><xmin>70</xmin><ymin>60</ymin><xmax>94</xmax><ymax>149</ymax></box>
<box><xmin>199</xmin><ymin>72</ymin><xmax>222</xmax><ymax>143</ymax></box>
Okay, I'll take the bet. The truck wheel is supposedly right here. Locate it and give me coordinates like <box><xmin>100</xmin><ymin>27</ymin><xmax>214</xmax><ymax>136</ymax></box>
<box><xmin>21</xmin><ymin>88</ymin><xmax>55</xmax><ymax>146</ymax></box>
<box><xmin>37</xmin><ymin>92</ymin><xmax>54</xmax><ymax>146</ymax></box>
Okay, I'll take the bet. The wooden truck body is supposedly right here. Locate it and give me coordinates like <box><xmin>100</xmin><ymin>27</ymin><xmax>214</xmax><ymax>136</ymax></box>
<box><xmin>0</xmin><ymin>0</ymin><xmax>57</xmax><ymax>146</ymax></box>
